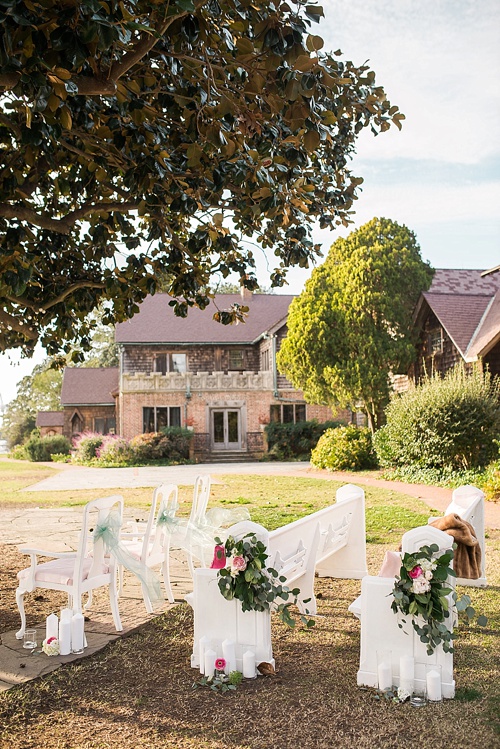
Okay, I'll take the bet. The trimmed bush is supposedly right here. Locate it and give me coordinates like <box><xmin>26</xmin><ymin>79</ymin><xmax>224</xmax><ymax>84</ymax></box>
<box><xmin>374</xmin><ymin>364</ymin><xmax>500</xmax><ymax>471</ymax></box>
<box><xmin>264</xmin><ymin>419</ymin><xmax>341</xmax><ymax>461</ymax></box>
<box><xmin>311</xmin><ymin>425</ymin><xmax>377</xmax><ymax>471</ymax></box>
<box><xmin>95</xmin><ymin>436</ymin><xmax>132</xmax><ymax>466</ymax></box>
<box><xmin>24</xmin><ymin>434</ymin><xmax>71</xmax><ymax>462</ymax></box>
<box><xmin>129</xmin><ymin>427</ymin><xmax>193</xmax><ymax>463</ymax></box>
<box><xmin>72</xmin><ymin>432</ymin><xmax>104</xmax><ymax>463</ymax></box>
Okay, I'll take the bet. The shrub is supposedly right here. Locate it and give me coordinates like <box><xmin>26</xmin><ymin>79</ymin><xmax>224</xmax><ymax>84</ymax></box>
<box><xmin>129</xmin><ymin>427</ymin><xmax>193</xmax><ymax>463</ymax></box>
<box><xmin>264</xmin><ymin>419</ymin><xmax>341</xmax><ymax>461</ymax></box>
<box><xmin>374</xmin><ymin>364</ymin><xmax>500</xmax><ymax>471</ymax></box>
<box><xmin>311</xmin><ymin>425</ymin><xmax>377</xmax><ymax>471</ymax></box>
<box><xmin>24</xmin><ymin>434</ymin><xmax>71</xmax><ymax>462</ymax></box>
<box><xmin>72</xmin><ymin>432</ymin><xmax>104</xmax><ymax>463</ymax></box>
<box><xmin>10</xmin><ymin>443</ymin><xmax>28</xmax><ymax>460</ymax></box>
<box><xmin>480</xmin><ymin>460</ymin><xmax>500</xmax><ymax>502</ymax></box>
<box><xmin>95</xmin><ymin>436</ymin><xmax>132</xmax><ymax>465</ymax></box>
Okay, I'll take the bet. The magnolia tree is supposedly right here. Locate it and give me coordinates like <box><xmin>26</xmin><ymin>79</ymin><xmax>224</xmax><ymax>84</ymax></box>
<box><xmin>277</xmin><ymin>218</ymin><xmax>434</xmax><ymax>431</ymax></box>
<box><xmin>0</xmin><ymin>0</ymin><xmax>404</xmax><ymax>358</ymax></box>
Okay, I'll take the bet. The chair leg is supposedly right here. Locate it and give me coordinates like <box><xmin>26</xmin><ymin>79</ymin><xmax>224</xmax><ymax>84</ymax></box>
<box><xmin>118</xmin><ymin>564</ymin><xmax>124</xmax><ymax>596</ymax></box>
<box><xmin>109</xmin><ymin>580</ymin><xmax>123</xmax><ymax>631</ymax></box>
<box><xmin>141</xmin><ymin>583</ymin><xmax>154</xmax><ymax>615</ymax></box>
<box><xmin>162</xmin><ymin>545</ymin><xmax>175</xmax><ymax>603</ymax></box>
<box><xmin>84</xmin><ymin>590</ymin><xmax>93</xmax><ymax>610</ymax></box>
<box><xmin>15</xmin><ymin>587</ymin><xmax>27</xmax><ymax>639</ymax></box>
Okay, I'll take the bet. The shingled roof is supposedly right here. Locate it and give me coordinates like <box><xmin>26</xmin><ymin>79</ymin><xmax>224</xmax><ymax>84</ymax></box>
<box><xmin>36</xmin><ymin>411</ymin><xmax>64</xmax><ymax>428</ymax></box>
<box><xmin>115</xmin><ymin>293</ymin><xmax>293</xmax><ymax>344</ymax></box>
<box><xmin>61</xmin><ymin>368</ymin><xmax>119</xmax><ymax>405</ymax></box>
<box><xmin>416</xmin><ymin>269</ymin><xmax>500</xmax><ymax>359</ymax></box>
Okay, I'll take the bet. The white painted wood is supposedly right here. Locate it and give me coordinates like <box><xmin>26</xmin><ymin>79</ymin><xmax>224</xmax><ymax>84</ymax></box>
<box><xmin>15</xmin><ymin>495</ymin><xmax>124</xmax><ymax>638</ymax></box>
<box><xmin>356</xmin><ymin>525</ymin><xmax>456</xmax><ymax>698</ymax></box>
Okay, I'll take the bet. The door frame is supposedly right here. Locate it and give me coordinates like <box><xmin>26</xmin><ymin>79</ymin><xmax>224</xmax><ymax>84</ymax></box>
<box><xmin>210</xmin><ymin>407</ymin><xmax>242</xmax><ymax>450</ymax></box>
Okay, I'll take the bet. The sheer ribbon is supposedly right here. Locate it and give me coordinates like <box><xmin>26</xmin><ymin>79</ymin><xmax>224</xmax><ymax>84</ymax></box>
<box><xmin>94</xmin><ymin>510</ymin><xmax>163</xmax><ymax>611</ymax></box>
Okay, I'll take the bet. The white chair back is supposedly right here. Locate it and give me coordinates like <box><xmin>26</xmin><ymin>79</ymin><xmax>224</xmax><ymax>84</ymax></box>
<box><xmin>146</xmin><ymin>483</ymin><xmax>179</xmax><ymax>562</ymax></box>
<box><xmin>190</xmin><ymin>475</ymin><xmax>211</xmax><ymax>525</ymax></box>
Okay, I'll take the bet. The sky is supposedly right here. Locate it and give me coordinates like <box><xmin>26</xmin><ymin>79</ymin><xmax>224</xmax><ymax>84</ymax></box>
<box><xmin>1</xmin><ymin>0</ymin><xmax>499</xmax><ymax>407</ymax></box>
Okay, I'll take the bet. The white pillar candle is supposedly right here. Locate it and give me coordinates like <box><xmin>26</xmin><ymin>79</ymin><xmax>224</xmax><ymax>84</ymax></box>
<box><xmin>71</xmin><ymin>613</ymin><xmax>85</xmax><ymax>654</ymax></box>
<box><xmin>60</xmin><ymin>607</ymin><xmax>73</xmax><ymax>623</ymax></box>
<box><xmin>426</xmin><ymin>669</ymin><xmax>442</xmax><ymax>701</ymax></box>
<box><xmin>59</xmin><ymin>618</ymin><xmax>71</xmax><ymax>655</ymax></box>
<box><xmin>399</xmin><ymin>655</ymin><xmax>415</xmax><ymax>692</ymax></box>
<box><xmin>198</xmin><ymin>636</ymin><xmax>210</xmax><ymax>675</ymax></box>
<box><xmin>204</xmin><ymin>648</ymin><xmax>216</xmax><ymax>677</ymax></box>
<box><xmin>222</xmin><ymin>639</ymin><xmax>236</xmax><ymax>675</ymax></box>
<box><xmin>45</xmin><ymin>613</ymin><xmax>59</xmax><ymax>642</ymax></box>
<box><xmin>377</xmin><ymin>661</ymin><xmax>392</xmax><ymax>691</ymax></box>
<box><xmin>242</xmin><ymin>650</ymin><xmax>256</xmax><ymax>679</ymax></box>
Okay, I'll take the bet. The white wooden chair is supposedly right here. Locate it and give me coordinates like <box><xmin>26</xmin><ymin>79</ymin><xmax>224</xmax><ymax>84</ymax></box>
<box><xmin>15</xmin><ymin>495</ymin><xmax>124</xmax><ymax>638</ymax></box>
<box><xmin>120</xmin><ymin>483</ymin><xmax>179</xmax><ymax>610</ymax></box>
<box><xmin>184</xmin><ymin>475</ymin><xmax>212</xmax><ymax>578</ymax></box>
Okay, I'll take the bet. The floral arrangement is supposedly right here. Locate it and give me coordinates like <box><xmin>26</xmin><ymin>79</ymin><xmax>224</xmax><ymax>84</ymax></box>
<box><xmin>193</xmin><ymin>659</ymin><xmax>244</xmax><ymax>693</ymax></box>
<box><xmin>42</xmin><ymin>636</ymin><xmax>60</xmax><ymax>656</ymax></box>
<box><xmin>391</xmin><ymin>542</ymin><xmax>486</xmax><ymax>655</ymax></box>
<box><xmin>215</xmin><ymin>533</ymin><xmax>315</xmax><ymax>628</ymax></box>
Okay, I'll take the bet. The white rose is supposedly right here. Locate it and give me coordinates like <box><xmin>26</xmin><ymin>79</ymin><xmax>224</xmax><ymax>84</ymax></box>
<box><xmin>412</xmin><ymin>577</ymin><xmax>431</xmax><ymax>594</ymax></box>
<box><xmin>425</xmin><ymin>570</ymin><xmax>433</xmax><ymax>581</ymax></box>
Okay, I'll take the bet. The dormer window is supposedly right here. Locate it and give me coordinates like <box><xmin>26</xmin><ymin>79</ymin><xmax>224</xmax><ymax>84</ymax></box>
<box><xmin>154</xmin><ymin>353</ymin><xmax>187</xmax><ymax>374</ymax></box>
<box><xmin>428</xmin><ymin>328</ymin><xmax>443</xmax><ymax>355</ymax></box>
<box><xmin>228</xmin><ymin>349</ymin><xmax>245</xmax><ymax>371</ymax></box>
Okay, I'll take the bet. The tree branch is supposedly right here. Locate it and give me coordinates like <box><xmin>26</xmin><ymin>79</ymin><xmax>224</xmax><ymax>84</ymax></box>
<box><xmin>0</xmin><ymin>308</ymin><xmax>37</xmax><ymax>340</ymax></box>
<box><xmin>6</xmin><ymin>281</ymin><xmax>105</xmax><ymax>312</ymax></box>
<box><xmin>0</xmin><ymin>201</ymin><xmax>140</xmax><ymax>233</ymax></box>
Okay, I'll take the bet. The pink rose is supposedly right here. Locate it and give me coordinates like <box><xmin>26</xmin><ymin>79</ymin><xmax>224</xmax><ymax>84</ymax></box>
<box><xmin>231</xmin><ymin>555</ymin><xmax>247</xmax><ymax>575</ymax></box>
<box><xmin>210</xmin><ymin>544</ymin><xmax>227</xmax><ymax>570</ymax></box>
<box><xmin>408</xmin><ymin>565</ymin><xmax>423</xmax><ymax>579</ymax></box>
<box><xmin>47</xmin><ymin>636</ymin><xmax>57</xmax><ymax>644</ymax></box>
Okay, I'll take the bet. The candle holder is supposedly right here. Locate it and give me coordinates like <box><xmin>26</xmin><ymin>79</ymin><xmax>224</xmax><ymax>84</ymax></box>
<box><xmin>376</xmin><ymin>649</ymin><xmax>392</xmax><ymax>692</ymax></box>
<box><xmin>410</xmin><ymin>662</ymin><xmax>427</xmax><ymax>707</ymax></box>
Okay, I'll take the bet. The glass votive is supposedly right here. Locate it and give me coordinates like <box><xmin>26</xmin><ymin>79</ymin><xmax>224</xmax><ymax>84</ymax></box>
<box><xmin>410</xmin><ymin>663</ymin><xmax>427</xmax><ymax>707</ymax></box>
<box><xmin>376</xmin><ymin>649</ymin><xmax>392</xmax><ymax>691</ymax></box>
<box><xmin>426</xmin><ymin>664</ymin><xmax>443</xmax><ymax>703</ymax></box>
<box><xmin>23</xmin><ymin>629</ymin><xmax>37</xmax><ymax>649</ymax></box>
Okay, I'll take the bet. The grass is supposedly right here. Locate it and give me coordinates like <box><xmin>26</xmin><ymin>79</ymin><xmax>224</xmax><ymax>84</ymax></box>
<box><xmin>0</xmin><ymin>458</ymin><xmax>498</xmax><ymax>748</ymax></box>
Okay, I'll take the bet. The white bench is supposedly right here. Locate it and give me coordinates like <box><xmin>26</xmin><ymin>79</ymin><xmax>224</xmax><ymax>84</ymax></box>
<box><xmin>188</xmin><ymin>486</ymin><xmax>368</xmax><ymax>671</ymax></box>
<box><xmin>428</xmin><ymin>484</ymin><xmax>486</xmax><ymax>587</ymax></box>
<box><xmin>268</xmin><ymin>483</ymin><xmax>368</xmax><ymax>615</ymax></box>
<box><xmin>356</xmin><ymin>525</ymin><xmax>456</xmax><ymax>698</ymax></box>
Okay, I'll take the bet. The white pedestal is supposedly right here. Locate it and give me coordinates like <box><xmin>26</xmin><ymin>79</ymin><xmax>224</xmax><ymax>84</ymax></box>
<box><xmin>189</xmin><ymin>568</ymin><xmax>274</xmax><ymax>672</ymax></box>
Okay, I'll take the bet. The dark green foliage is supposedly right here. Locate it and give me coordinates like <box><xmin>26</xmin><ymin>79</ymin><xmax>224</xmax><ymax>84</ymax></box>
<box><xmin>264</xmin><ymin>419</ymin><xmax>341</xmax><ymax>460</ymax></box>
<box><xmin>374</xmin><ymin>364</ymin><xmax>500</xmax><ymax>471</ymax></box>
<box><xmin>24</xmin><ymin>433</ymin><xmax>71</xmax><ymax>462</ymax></box>
<box><xmin>129</xmin><ymin>428</ymin><xmax>193</xmax><ymax>463</ymax></box>
<box><xmin>311</xmin><ymin>425</ymin><xmax>377</xmax><ymax>471</ymax></box>
<box><xmin>277</xmin><ymin>218</ymin><xmax>433</xmax><ymax>432</ymax></box>
<box><xmin>0</xmin><ymin>0</ymin><xmax>403</xmax><ymax>356</ymax></box>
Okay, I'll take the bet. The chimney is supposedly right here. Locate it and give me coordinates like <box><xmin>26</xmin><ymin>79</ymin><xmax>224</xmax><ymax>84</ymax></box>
<box><xmin>240</xmin><ymin>286</ymin><xmax>253</xmax><ymax>302</ymax></box>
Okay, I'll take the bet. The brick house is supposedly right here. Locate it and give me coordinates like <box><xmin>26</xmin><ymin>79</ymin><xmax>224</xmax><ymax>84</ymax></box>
<box><xmin>410</xmin><ymin>268</ymin><xmax>500</xmax><ymax>383</ymax></box>
<box><xmin>36</xmin><ymin>411</ymin><xmax>64</xmax><ymax>437</ymax></box>
<box><xmin>113</xmin><ymin>291</ymin><xmax>345</xmax><ymax>460</ymax></box>
<box><xmin>59</xmin><ymin>367</ymin><xmax>119</xmax><ymax>439</ymax></box>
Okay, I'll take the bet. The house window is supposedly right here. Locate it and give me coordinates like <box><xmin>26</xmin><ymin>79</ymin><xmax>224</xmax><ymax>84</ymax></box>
<box><xmin>154</xmin><ymin>353</ymin><xmax>187</xmax><ymax>374</ymax></box>
<box><xmin>71</xmin><ymin>413</ymin><xmax>83</xmax><ymax>434</ymax></box>
<box><xmin>428</xmin><ymin>328</ymin><xmax>443</xmax><ymax>355</ymax></box>
<box><xmin>94</xmin><ymin>417</ymin><xmax>116</xmax><ymax>435</ymax></box>
<box><xmin>228</xmin><ymin>349</ymin><xmax>245</xmax><ymax>371</ymax></box>
<box><xmin>270</xmin><ymin>403</ymin><xmax>306</xmax><ymax>424</ymax></box>
<box><xmin>261</xmin><ymin>348</ymin><xmax>270</xmax><ymax>371</ymax></box>
<box><xmin>143</xmin><ymin>406</ymin><xmax>182</xmax><ymax>433</ymax></box>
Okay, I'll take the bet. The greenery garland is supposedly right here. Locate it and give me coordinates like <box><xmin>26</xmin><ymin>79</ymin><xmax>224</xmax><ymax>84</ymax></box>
<box><xmin>215</xmin><ymin>533</ymin><xmax>315</xmax><ymax>629</ymax></box>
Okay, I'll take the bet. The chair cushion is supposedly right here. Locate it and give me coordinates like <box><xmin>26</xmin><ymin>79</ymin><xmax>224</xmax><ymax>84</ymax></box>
<box><xmin>18</xmin><ymin>557</ymin><xmax>109</xmax><ymax>586</ymax></box>
<box><xmin>378</xmin><ymin>550</ymin><xmax>401</xmax><ymax>577</ymax></box>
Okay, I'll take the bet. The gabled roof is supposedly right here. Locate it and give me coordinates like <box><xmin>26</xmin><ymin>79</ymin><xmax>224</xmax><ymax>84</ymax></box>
<box><xmin>61</xmin><ymin>368</ymin><xmax>119</xmax><ymax>405</ymax></box>
<box><xmin>115</xmin><ymin>293</ymin><xmax>294</xmax><ymax>345</ymax></box>
<box><xmin>36</xmin><ymin>411</ymin><xmax>64</xmax><ymax>427</ymax></box>
<box><xmin>416</xmin><ymin>269</ymin><xmax>500</xmax><ymax>360</ymax></box>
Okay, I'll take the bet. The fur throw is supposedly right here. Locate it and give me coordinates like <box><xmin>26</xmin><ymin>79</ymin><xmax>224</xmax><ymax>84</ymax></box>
<box><xmin>429</xmin><ymin>514</ymin><xmax>482</xmax><ymax>579</ymax></box>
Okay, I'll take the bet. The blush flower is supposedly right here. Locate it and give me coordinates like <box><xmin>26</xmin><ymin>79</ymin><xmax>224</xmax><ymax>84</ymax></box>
<box><xmin>412</xmin><ymin>577</ymin><xmax>431</xmax><ymax>594</ymax></box>
<box><xmin>215</xmin><ymin>657</ymin><xmax>226</xmax><ymax>672</ymax></box>
<box><xmin>42</xmin><ymin>637</ymin><xmax>60</xmax><ymax>656</ymax></box>
<box><xmin>230</xmin><ymin>555</ymin><xmax>247</xmax><ymax>575</ymax></box>
<box><xmin>408</xmin><ymin>565</ymin><xmax>423</xmax><ymax>579</ymax></box>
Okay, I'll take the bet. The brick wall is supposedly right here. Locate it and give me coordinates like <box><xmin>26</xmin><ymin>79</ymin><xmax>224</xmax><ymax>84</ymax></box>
<box><xmin>122</xmin><ymin>343</ymin><xmax>261</xmax><ymax>375</ymax></box>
